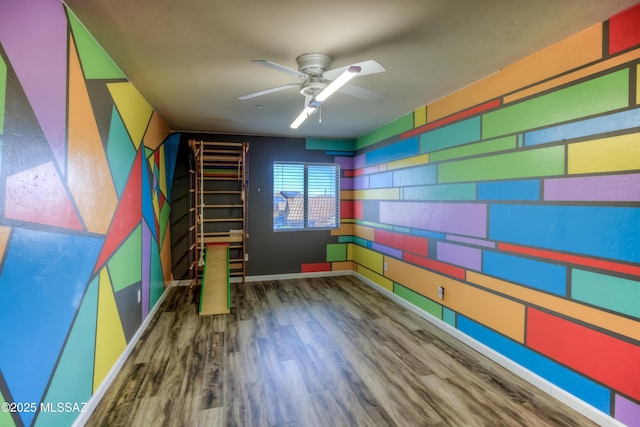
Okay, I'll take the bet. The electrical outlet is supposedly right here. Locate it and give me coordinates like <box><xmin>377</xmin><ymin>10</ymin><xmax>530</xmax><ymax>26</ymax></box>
<box><xmin>137</xmin><ymin>289</ymin><xmax>141</xmax><ymax>303</ymax></box>
<box><xmin>438</xmin><ymin>286</ymin><xmax>445</xmax><ymax>300</ymax></box>
<box><xmin>244</xmin><ymin>253</ymin><xmax>249</xmax><ymax>261</ymax></box>
<box><xmin>384</xmin><ymin>262</ymin><xmax>388</xmax><ymax>271</ymax></box>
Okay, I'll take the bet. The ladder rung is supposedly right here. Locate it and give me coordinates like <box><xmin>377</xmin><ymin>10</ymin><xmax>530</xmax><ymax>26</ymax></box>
<box><xmin>201</xmin><ymin>190</ymin><xmax>242</xmax><ymax>194</ymax></box>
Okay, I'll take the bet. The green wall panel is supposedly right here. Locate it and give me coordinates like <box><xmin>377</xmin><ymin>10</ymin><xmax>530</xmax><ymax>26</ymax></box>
<box><xmin>403</xmin><ymin>183</ymin><xmax>476</xmax><ymax>200</ymax></box>
<box><xmin>482</xmin><ymin>69</ymin><xmax>630</xmax><ymax>139</ymax></box>
<box><xmin>326</xmin><ymin>243</ymin><xmax>347</xmax><ymax>262</ymax></box>
<box><xmin>0</xmin><ymin>388</ymin><xmax>15</xmax><ymax>427</ymax></box>
<box><xmin>419</xmin><ymin>117</ymin><xmax>481</xmax><ymax>153</ymax></box>
<box><xmin>394</xmin><ymin>283</ymin><xmax>443</xmax><ymax>319</ymax></box>
<box><xmin>107</xmin><ymin>225</ymin><xmax>142</xmax><ymax>292</ymax></box>
<box><xmin>356</xmin><ymin>113</ymin><xmax>413</xmax><ymax>150</ymax></box>
<box><xmin>430</xmin><ymin>135</ymin><xmax>517</xmax><ymax>163</ymax></box>
<box><xmin>67</xmin><ymin>8</ymin><xmax>125</xmax><ymax>79</ymax></box>
<box><xmin>306</xmin><ymin>138</ymin><xmax>355</xmax><ymax>151</ymax></box>
<box><xmin>572</xmin><ymin>269</ymin><xmax>640</xmax><ymax>319</ymax></box>
<box><xmin>443</xmin><ymin>307</ymin><xmax>456</xmax><ymax>327</ymax></box>
<box><xmin>392</xmin><ymin>164</ymin><xmax>437</xmax><ymax>186</ymax></box>
<box><xmin>438</xmin><ymin>146</ymin><xmax>565</xmax><ymax>183</ymax></box>
<box><xmin>353</xmin><ymin>236</ymin><xmax>369</xmax><ymax>247</ymax></box>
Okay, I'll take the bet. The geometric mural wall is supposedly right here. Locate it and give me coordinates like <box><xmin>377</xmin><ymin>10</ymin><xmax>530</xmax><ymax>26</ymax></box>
<box><xmin>316</xmin><ymin>3</ymin><xmax>640</xmax><ymax>426</ymax></box>
<box><xmin>0</xmin><ymin>2</ymin><xmax>180</xmax><ymax>426</ymax></box>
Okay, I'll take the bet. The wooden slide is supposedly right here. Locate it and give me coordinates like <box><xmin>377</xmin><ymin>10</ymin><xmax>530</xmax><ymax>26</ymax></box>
<box><xmin>199</xmin><ymin>243</ymin><xmax>230</xmax><ymax>315</ymax></box>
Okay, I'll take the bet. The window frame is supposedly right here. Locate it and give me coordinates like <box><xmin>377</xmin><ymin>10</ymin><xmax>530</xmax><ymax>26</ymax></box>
<box><xmin>273</xmin><ymin>161</ymin><xmax>340</xmax><ymax>232</ymax></box>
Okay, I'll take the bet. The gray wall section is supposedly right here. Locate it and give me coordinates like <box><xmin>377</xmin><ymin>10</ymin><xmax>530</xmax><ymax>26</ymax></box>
<box><xmin>171</xmin><ymin>133</ymin><xmax>342</xmax><ymax>278</ymax></box>
<box><xmin>170</xmin><ymin>137</ymin><xmax>196</xmax><ymax>281</ymax></box>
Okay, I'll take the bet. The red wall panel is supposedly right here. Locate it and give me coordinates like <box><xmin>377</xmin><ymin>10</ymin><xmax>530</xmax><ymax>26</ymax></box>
<box><xmin>609</xmin><ymin>3</ymin><xmax>640</xmax><ymax>55</ymax></box>
<box><xmin>527</xmin><ymin>307</ymin><xmax>640</xmax><ymax>401</ymax></box>
<box><xmin>374</xmin><ymin>229</ymin><xmax>429</xmax><ymax>256</ymax></box>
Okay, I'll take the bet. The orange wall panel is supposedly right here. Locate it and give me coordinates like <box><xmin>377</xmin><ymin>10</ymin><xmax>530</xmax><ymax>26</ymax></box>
<box><xmin>428</xmin><ymin>23</ymin><xmax>603</xmax><ymax>122</ymax></box>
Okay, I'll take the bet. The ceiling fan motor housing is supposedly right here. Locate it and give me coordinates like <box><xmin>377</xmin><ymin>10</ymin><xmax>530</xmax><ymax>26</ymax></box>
<box><xmin>296</xmin><ymin>53</ymin><xmax>333</xmax><ymax>76</ymax></box>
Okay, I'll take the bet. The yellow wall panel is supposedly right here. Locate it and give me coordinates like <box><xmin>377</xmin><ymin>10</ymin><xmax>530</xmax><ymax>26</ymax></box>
<box><xmin>568</xmin><ymin>132</ymin><xmax>640</xmax><ymax>174</ymax></box>
<box><xmin>414</xmin><ymin>106</ymin><xmax>427</xmax><ymax>127</ymax></box>
<box><xmin>107</xmin><ymin>82</ymin><xmax>153</xmax><ymax>149</ymax></box>
<box><xmin>357</xmin><ymin>265</ymin><xmax>394</xmax><ymax>292</ymax></box>
<box><xmin>353</xmin><ymin>188</ymin><xmax>400</xmax><ymax>200</ymax></box>
<box><xmin>385</xmin><ymin>257</ymin><xmax>525</xmax><ymax>342</ymax></box>
<box><xmin>386</xmin><ymin>154</ymin><xmax>430</xmax><ymax>170</ymax></box>
<box><xmin>0</xmin><ymin>227</ymin><xmax>10</xmax><ymax>263</ymax></box>
<box><xmin>428</xmin><ymin>23</ymin><xmax>603</xmax><ymax>122</ymax></box>
<box><xmin>94</xmin><ymin>267</ymin><xmax>127</xmax><ymax>392</ymax></box>
<box><xmin>505</xmin><ymin>47</ymin><xmax>640</xmax><ymax>103</ymax></box>
<box><xmin>349</xmin><ymin>243</ymin><xmax>384</xmax><ymax>274</ymax></box>
<box><xmin>467</xmin><ymin>271</ymin><xmax>640</xmax><ymax>342</ymax></box>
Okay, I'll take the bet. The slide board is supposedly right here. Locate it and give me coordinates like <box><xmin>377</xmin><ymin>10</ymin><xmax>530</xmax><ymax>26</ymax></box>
<box><xmin>199</xmin><ymin>244</ymin><xmax>230</xmax><ymax>315</ymax></box>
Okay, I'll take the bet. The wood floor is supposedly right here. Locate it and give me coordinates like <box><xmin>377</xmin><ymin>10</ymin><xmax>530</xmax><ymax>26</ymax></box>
<box><xmin>86</xmin><ymin>275</ymin><xmax>598</xmax><ymax>427</ymax></box>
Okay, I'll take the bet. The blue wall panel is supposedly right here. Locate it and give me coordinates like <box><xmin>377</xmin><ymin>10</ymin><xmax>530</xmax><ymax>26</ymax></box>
<box><xmin>489</xmin><ymin>204</ymin><xmax>640</xmax><ymax>263</ymax></box>
<box><xmin>478</xmin><ymin>179</ymin><xmax>540</xmax><ymax>201</ymax></box>
<box><xmin>482</xmin><ymin>251</ymin><xmax>567</xmax><ymax>296</ymax></box>
<box><xmin>364</xmin><ymin>136</ymin><xmax>419</xmax><ymax>166</ymax></box>
<box><xmin>525</xmin><ymin>107</ymin><xmax>640</xmax><ymax>147</ymax></box>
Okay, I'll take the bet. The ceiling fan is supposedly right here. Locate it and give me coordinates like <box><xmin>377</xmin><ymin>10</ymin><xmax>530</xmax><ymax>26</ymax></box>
<box><xmin>238</xmin><ymin>53</ymin><xmax>386</xmax><ymax>128</ymax></box>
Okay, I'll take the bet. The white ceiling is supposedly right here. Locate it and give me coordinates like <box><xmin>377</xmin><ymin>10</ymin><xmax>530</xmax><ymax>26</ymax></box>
<box><xmin>63</xmin><ymin>0</ymin><xmax>638</xmax><ymax>139</ymax></box>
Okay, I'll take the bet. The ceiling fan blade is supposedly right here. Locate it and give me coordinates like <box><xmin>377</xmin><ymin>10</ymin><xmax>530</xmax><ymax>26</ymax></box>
<box><xmin>323</xmin><ymin>59</ymin><xmax>385</xmax><ymax>80</ymax></box>
<box><xmin>238</xmin><ymin>83</ymin><xmax>299</xmax><ymax>100</ymax></box>
<box><xmin>338</xmin><ymin>84</ymin><xmax>387</xmax><ymax>102</ymax></box>
<box><xmin>251</xmin><ymin>60</ymin><xmax>308</xmax><ymax>78</ymax></box>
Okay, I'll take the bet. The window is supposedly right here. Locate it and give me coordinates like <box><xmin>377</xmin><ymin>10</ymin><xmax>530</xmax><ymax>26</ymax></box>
<box><xmin>273</xmin><ymin>162</ymin><xmax>340</xmax><ymax>231</ymax></box>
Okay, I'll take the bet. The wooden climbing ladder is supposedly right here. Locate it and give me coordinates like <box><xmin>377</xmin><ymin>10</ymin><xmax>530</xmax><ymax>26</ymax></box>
<box><xmin>189</xmin><ymin>139</ymin><xmax>248</xmax><ymax>295</ymax></box>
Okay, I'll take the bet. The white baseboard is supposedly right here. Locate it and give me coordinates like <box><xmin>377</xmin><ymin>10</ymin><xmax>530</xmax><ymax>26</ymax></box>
<box><xmin>72</xmin><ymin>280</ymin><xmax>178</xmax><ymax>427</ymax></box>
<box><xmin>245</xmin><ymin>270</ymin><xmax>350</xmax><ymax>282</ymax></box>
<box><xmin>351</xmin><ymin>271</ymin><xmax>626</xmax><ymax>427</ymax></box>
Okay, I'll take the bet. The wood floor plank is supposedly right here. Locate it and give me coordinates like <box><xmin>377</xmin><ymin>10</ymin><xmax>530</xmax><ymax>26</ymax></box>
<box><xmin>86</xmin><ymin>277</ymin><xmax>599</xmax><ymax>427</ymax></box>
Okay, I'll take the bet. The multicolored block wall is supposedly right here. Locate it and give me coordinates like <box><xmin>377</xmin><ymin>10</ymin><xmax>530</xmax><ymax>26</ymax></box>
<box><xmin>0</xmin><ymin>2</ymin><xmax>178</xmax><ymax>426</ymax></box>
<box><xmin>326</xmin><ymin>4</ymin><xmax>640</xmax><ymax>425</ymax></box>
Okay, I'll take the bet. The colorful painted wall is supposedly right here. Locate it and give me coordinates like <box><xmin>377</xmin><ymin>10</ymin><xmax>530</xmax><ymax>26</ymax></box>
<box><xmin>0</xmin><ymin>2</ymin><xmax>179</xmax><ymax>426</ymax></box>
<box><xmin>325</xmin><ymin>4</ymin><xmax>640</xmax><ymax>425</ymax></box>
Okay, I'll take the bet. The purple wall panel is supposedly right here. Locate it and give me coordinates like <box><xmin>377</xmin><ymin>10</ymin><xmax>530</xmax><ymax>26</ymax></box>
<box><xmin>379</xmin><ymin>201</ymin><xmax>487</xmax><ymax>238</ymax></box>
<box><xmin>0</xmin><ymin>0</ymin><xmax>68</xmax><ymax>171</ymax></box>
<box><xmin>437</xmin><ymin>241</ymin><xmax>482</xmax><ymax>270</ymax></box>
<box><xmin>615</xmin><ymin>394</ymin><xmax>640</xmax><ymax>426</ymax></box>
<box><xmin>341</xmin><ymin>177</ymin><xmax>355</xmax><ymax>190</ymax></box>
<box><xmin>334</xmin><ymin>156</ymin><xmax>354</xmax><ymax>170</ymax></box>
<box><xmin>544</xmin><ymin>173</ymin><xmax>640</xmax><ymax>202</ymax></box>
<box><xmin>353</xmin><ymin>175</ymin><xmax>369</xmax><ymax>190</ymax></box>
<box><xmin>353</xmin><ymin>153</ymin><xmax>366</xmax><ymax>169</ymax></box>
<box><xmin>371</xmin><ymin>242</ymin><xmax>403</xmax><ymax>258</ymax></box>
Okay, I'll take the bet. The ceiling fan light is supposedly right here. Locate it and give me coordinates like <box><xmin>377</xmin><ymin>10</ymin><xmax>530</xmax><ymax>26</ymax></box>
<box><xmin>290</xmin><ymin>105</ymin><xmax>317</xmax><ymax>129</ymax></box>
<box><xmin>315</xmin><ymin>65</ymin><xmax>361</xmax><ymax>102</ymax></box>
